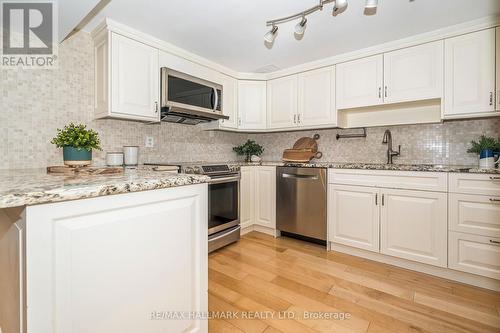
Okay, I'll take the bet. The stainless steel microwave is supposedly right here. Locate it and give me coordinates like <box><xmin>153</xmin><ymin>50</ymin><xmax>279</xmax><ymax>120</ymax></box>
<box><xmin>160</xmin><ymin>67</ymin><xmax>228</xmax><ymax>124</ymax></box>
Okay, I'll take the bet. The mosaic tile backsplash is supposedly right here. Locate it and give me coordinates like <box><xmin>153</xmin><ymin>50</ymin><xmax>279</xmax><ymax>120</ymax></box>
<box><xmin>0</xmin><ymin>31</ymin><xmax>498</xmax><ymax>170</ymax></box>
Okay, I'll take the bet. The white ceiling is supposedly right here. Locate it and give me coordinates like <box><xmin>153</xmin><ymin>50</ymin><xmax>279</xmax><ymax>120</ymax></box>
<box><xmin>82</xmin><ymin>0</ymin><xmax>500</xmax><ymax>73</ymax></box>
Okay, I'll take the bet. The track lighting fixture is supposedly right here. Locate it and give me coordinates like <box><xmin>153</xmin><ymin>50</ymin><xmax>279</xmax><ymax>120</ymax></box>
<box><xmin>265</xmin><ymin>0</ymin><xmax>376</xmax><ymax>42</ymax></box>
<box><xmin>365</xmin><ymin>0</ymin><xmax>378</xmax><ymax>8</ymax></box>
<box><xmin>294</xmin><ymin>16</ymin><xmax>307</xmax><ymax>35</ymax></box>
<box><xmin>264</xmin><ymin>25</ymin><xmax>278</xmax><ymax>43</ymax></box>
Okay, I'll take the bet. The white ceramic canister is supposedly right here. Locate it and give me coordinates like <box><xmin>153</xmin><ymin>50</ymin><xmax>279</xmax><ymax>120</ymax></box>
<box><xmin>106</xmin><ymin>152</ymin><xmax>124</xmax><ymax>166</ymax></box>
<box><xmin>123</xmin><ymin>146</ymin><xmax>139</xmax><ymax>166</ymax></box>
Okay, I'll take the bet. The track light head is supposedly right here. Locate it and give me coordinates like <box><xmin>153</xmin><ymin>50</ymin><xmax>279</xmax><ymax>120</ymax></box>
<box><xmin>332</xmin><ymin>0</ymin><xmax>348</xmax><ymax>15</ymax></box>
<box><xmin>264</xmin><ymin>25</ymin><xmax>278</xmax><ymax>43</ymax></box>
<box><xmin>294</xmin><ymin>17</ymin><xmax>307</xmax><ymax>35</ymax></box>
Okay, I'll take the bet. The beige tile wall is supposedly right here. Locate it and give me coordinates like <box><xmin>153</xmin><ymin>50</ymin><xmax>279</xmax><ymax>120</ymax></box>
<box><xmin>0</xmin><ymin>31</ymin><xmax>498</xmax><ymax>170</ymax></box>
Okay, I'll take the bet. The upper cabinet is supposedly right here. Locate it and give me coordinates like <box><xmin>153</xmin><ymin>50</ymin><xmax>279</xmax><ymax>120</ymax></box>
<box><xmin>220</xmin><ymin>75</ymin><xmax>238</xmax><ymax>129</ymax></box>
<box><xmin>444</xmin><ymin>28</ymin><xmax>496</xmax><ymax>117</ymax></box>
<box><xmin>267</xmin><ymin>75</ymin><xmax>298</xmax><ymax>129</ymax></box>
<box><xmin>384</xmin><ymin>41</ymin><xmax>443</xmax><ymax>104</ymax></box>
<box><xmin>298</xmin><ymin>66</ymin><xmax>336</xmax><ymax>127</ymax></box>
<box><xmin>496</xmin><ymin>27</ymin><xmax>500</xmax><ymax>111</ymax></box>
<box><xmin>336</xmin><ymin>55</ymin><xmax>383</xmax><ymax>109</ymax></box>
<box><xmin>336</xmin><ymin>42</ymin><xmax>443</xmax><ymax>110</ymax></box>
<box><xmin>95</xmin><ymin>32</ymin><xmax>160</xmax><ymax>122</ymax></box>
<box><xmin>238</xmin><ymin>81</ymin><xmax>267</xmax><ymax>130</ymax></box>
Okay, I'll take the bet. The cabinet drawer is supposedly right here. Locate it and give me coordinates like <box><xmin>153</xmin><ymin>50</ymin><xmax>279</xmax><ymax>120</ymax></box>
<box><xmin>449</xmin><ymin>231</ymin><xmax>500</xmax><ymax>280</ymax></box>
<box><xmin>449</xmin><ymin>173</ymin><xmax>500</xmax><ymax>196</ymax></box>
<box><xmin>449</xmin><ymin>194</ymin><xmax>500</xmax><ymax>238</ymax></box>
<box><xmin>328</xmin><ymin>169</ymin><xmax>447</xmax><ymax>192</ymax></box>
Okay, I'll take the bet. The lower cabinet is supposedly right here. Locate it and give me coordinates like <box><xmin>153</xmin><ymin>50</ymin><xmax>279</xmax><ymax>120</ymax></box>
<box><xmin>240</xmin><ymin>166</ymin><xmax>276</xmax><ymax>232</ymax></box>
<box><xmin>449</xmin><ymin>231</ymin><xmax>500</xmax><ymax>280</ymax></box>
<box><xmin>328</xmin><ymin>185</ymin><xmax>379</xmax><ymax>252</ymax></box>
<box><xmin>328</xmin><ymin>171</ymin><xmax>448</xmax><ymax>268</ymax></box>
<box><xmin>380</xmin><ymin>189</ymin><xmax>448</xmax><ymax>267</ymax></box>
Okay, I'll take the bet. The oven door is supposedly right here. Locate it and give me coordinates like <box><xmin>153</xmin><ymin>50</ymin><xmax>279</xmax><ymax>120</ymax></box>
<box><xmin>208</xmin><ymin>175</ymin><xmax>240</xmax><ymax>236</ymax></box>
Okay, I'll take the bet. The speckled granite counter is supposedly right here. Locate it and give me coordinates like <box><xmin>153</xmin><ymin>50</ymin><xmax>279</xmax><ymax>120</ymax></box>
<box><xmin>0</xmin><ymin>168</ymin><xmax>210</xmax><ymax>209</ymax></box>
<box><xmin>227</xmin><ymin>161</ymin><xmax>500</xmax><ymax>174</ymax></box>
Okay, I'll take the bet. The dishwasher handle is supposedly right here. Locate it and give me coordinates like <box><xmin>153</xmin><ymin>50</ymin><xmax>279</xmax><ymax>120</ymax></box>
<box><xmin>281</xmin><ymin>173</ymin><xmax>319</xmax><ymax>180</ymax></box>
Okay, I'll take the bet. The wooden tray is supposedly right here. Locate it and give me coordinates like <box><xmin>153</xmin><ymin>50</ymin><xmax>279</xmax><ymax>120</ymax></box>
<box><xmin>47</xmin><ymin>166</ymin><xmax>124</xmax><ymax>175</ymax></box>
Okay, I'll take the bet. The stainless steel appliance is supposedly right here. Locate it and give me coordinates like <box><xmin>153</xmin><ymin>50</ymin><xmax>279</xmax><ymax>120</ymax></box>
<box><xmin>160</xmin><ymin>68</ymin><xmax>229</xmax><ymax>124</ymax></box>
<box><xmin>276</xmin><ymin>166</ymin><xmax>327</xmax><ymax>242</ymax></box>
<box><xmin>145</xmin><ymin>162</ymin><xmax>240</xmax><ymax>252</ymax></box>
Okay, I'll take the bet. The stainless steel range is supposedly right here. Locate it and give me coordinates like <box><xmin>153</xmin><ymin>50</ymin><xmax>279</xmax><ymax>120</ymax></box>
<box><xmin>146</xmin><ymin>162</ymin><xmax>240</xmax><ymax>253</ymax></box>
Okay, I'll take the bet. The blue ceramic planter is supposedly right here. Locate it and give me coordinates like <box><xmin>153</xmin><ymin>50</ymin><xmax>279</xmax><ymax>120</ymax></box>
<box><xmin>63</xmin><ymin>146</ymin><xmax>92</xmax><ymax>166</ymax></box>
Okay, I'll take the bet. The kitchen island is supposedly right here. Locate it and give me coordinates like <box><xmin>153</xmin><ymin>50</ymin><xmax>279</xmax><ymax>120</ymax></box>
<box><xmin>0</xmin><ymin>168</ymin><xmax>210</xmax><ymax>333</ymax></box>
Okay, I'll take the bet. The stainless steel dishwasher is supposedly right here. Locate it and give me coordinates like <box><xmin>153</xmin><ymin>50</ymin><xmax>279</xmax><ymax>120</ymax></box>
<box><xmin>276</xmin><ymin>166</ymin><xmax>327</xmax><ymax>242</ymax></box>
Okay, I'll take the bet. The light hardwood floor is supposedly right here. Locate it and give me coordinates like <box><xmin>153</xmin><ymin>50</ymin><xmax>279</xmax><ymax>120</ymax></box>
<box><xmin>208</xmin><ymin>231</ymin><xmax>500</xmax><ymax>333</ymax></box>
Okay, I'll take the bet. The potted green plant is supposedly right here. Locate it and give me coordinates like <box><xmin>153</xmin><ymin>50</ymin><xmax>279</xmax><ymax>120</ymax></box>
<box><xmin>51</xmin><ymin>123</ymin><xmax>102</xmax><ymax>166</ymax></box>
<box><xmin>467</xmin><ymin>135</ymin><xmax>500</xmax><ymax>169</ymax></box>
<box><xmin>233</xmin><ymin>140</ymin><xmax>264</xmax><ymax>162</ymax></box>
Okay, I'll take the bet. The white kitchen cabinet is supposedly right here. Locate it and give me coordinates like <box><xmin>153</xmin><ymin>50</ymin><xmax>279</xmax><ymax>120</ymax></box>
<box><xmin>267</xmin><ymin>75</ymin><xmax>298</xmax><ymax>129</ymax></box>
<box><xmin>238</xmin><ymin>81</ymin><xmax>267</xmax><ymax>130</ymax></box>
<box><xmin>240</xmin><ymin>166</ymin><xmax>255</xmax><ymax>229</ymax></box>
<box><xmin>449</xmin><ymin>231</ymin><xmax>500</xmax><ymax>280</ymax></box>
<box><xmin>380</xmin><ymin>188</ymin><xmax>448</xmax><ymax>267</ymax></box>
<box><xmin>94</xmin><ymin>32</ymin><xmax>160</xmax><ymax>122</ymax></box>
<box><xmin>328</xmin><ymin>185</ymin><xmax>380</xmax><ymax>252</ymax></box>
<box><xmin>24</xmin><ymin>185</ymin><xmax>208</xmax><ymax>333</ymax></box>
<box><xmin>449</xmin><ymin>193</ymin><xmax>500</xmax><ymax>238</ymax></box>
<box><xmin>384</xmin><ymin>41</ymin><xmax>443</xmax><ymax>104</ymax></box>
<box><xmin>336</xmin><ymin>54</ymin><xmax>384</xmax><ymax>109</ymax></box>
<box><xmin>220</xmin><ymin>75</ymin><xmax>238</xmax><ymax>129</ymax></box>
<box><xmin>496</xmin><ymin>27</ymin><xmax>500</xmax><ymax>111</ymax></box>
<box><xmin>254</xmin><ymin>166</ymin><xmax>276</xmax><ymax>229</ymax></box>
<box><xmin>444</xmin><ymin>28</ymin><xmax>496</xmax><ymax>117</ymax></box>
<box><xmin>298</xmin><ymin>66</ymin><xmax>336</xmax><ymax>126</ymax></box>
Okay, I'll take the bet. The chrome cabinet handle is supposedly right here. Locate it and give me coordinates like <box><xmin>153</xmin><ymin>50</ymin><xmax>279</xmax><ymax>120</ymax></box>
<box><xmin>378</xmin><ymin>87</ymin><xmax>381</xmax><ymax>98</ymax></box>
<box><xmin>384</xmin><ymin>86</ymin><xmax>388</xmax><ymax>98</ymax></box>
<box><xmin>490</xmin><ymin>198</ymin><xmax>500</xmax><ymax>203</ymax></box>
<box><xmin>294</xmin><ymin>114</ymin><xmax>297</xmax><ymax>124</ymax></box>
<box><xmin>490</xmin><ymin>92</ymin><xmax>493</xmax><ymax>106</ymax></box>
<box><xmin>490</xmin><ymin>176</ymin><xmax>500</xmax><ymax>181</ymax></box>
<box><xmin>382</xmin><ymin>194</ymin><xmax>385</xmax><ymax>206</ymax></box>
<box><xmin>154</xmin><ymin>101</ymin><xmax>158</xmax><ymax>113</ymax></box>
<box><xmin>490</xmin><ymin>239</ymin><xmax>500</xmax><ymax>245</ymax></box>
<box><xmin>375</xmin><ymin>193</ymin><xmax>378</xmax><ymax>206</ymax></box>
<box><xmin>238</xmin><ymin>117</ymin><xmax>242</xmax><ymax>126</ymax></box>
<box><xmin>297</xmin><ymin>114</ymin><xmax>301</xmax><ymax>124</ymax></box>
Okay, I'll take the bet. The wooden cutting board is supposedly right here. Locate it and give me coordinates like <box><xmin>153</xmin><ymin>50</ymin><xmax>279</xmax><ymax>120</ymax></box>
<box><xmin>47</xmin><ymin>166</ymin><xmax>124</xmax><ymax>175</ymax></box>
<box><xmin>292</xmin><ymin>134</ymin><xmax>321</xmax><ymax>153</ymax></box>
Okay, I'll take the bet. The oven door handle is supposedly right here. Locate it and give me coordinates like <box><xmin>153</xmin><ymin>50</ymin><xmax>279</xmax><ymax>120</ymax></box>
<box><xmin>209</xmin><ymin>176</ymin><xmax>240</xmax><ymax>184</ymax></box>
<box><xmin>208</xmin><ymin>226</ymin><xmax>241</xmax><ymax>242</ymax></box>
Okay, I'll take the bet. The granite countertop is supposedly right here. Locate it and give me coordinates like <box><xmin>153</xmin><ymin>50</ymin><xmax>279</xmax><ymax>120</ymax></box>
<box><xmin>228</xmin><ymin>161</ymin><xmax>500</xmax><ymax>174</ymax></box>
<box><xmin>0</xmin><ymin>167</ymin><xmax>210</xmax><ymax>209</ymax></box>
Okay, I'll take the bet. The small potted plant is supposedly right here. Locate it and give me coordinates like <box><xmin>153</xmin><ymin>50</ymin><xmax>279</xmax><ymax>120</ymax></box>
<box><xmin>467</xmin><ymin>135</ymin><xmax>500</xmax><ymax>169</ymax></box>
<box><xmin>233</xmin><ymin>140</ymin><xmax>264</xmax><ymax>162</ymax></box>
<box><xmin>51</xmin><ymin>123</ymin><xmax>102</xmax><ymax>166</ymax></box>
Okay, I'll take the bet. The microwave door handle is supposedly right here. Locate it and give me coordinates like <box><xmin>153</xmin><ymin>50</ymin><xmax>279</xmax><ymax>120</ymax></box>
<box><xmin>212</xmin><ymin>87</ymin><xmax>218</xmax><ymax>112</ymax></box>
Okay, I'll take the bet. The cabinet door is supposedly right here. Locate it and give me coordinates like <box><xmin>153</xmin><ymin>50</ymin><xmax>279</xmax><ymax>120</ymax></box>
<box><xmin>298</xmin><ymin>66</ymin><xmax>336</xmax><ymax>126</ymax></box>
<box><xmin>111</xmin><ymin>33</ymin><xmax>159</xmax><ymax>121</ymax></box>
<box><xmin>328</xmin><ymin>185</ymin><xmax>380</xmax><ymax>252</ymax></box>
<box><xmin>240</xmin><ymin>167</ymin><xmax>255</xmax><ymax>228</ymax></box>
<box><xmin>254</xmin><ymin>167</ymin><xmax>276</xmax><ymax>229</ymax></box>
<box><xmin>496</xmin><ymin>27</ymin><xmax>500</xmax><ymax>111</ymax></box>
<box><xmin>220</xmin><ymin>75</ymin><xmax>238</xmax><ymax>129</ymax></box>
<box><xmin>26</xmin><ymin>185</ymin><xmax>208</xmax><ymax>333</ymax></box>
<box><xmin>336</xmin><ymin>55</ymin><xmax>383</xmax><ymax>109</ymax></box>
<box><xmin>384</xmin><ymin>41</ymin><xmax>443</xmax><ymax>104</ymax></box>
<box><xmin>444</xmin><ymin>29</ymin><xmax>495</xmax><ymax>116</ymax></box>
<box><xmin>238</xmin><ymin>81</ymin><xmax>267</xmax><ymax>130</ymax></box>
<box><xmin>267</xmin><ymin>75</ymin><xmax>298</xmax><ymax>129</ymax></box>
<box><xmin>380</xmin><ymin>189</ymin><xmax>447</xmax><ymax>267</ymax></box>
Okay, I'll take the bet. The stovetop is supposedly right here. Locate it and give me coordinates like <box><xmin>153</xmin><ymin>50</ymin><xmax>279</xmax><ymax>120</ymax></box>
<box><xmin>145</xmin><ymin>162</ymin><xmax>236</xmax><ymax>175</ymax></box>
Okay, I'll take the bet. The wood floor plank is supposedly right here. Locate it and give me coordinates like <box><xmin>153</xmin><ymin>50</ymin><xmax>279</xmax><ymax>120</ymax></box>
<box><xmin>208</xmin><ymin>232</ymin><xmax>500</xmax><ymax>333</ymax></box>
<box><xmin>209</xmin><ymin>294</ymin><xmax>268</xmax><ymax>333</ymax></box>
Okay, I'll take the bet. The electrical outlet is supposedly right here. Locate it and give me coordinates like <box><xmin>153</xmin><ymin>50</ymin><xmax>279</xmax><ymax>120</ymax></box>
<box><xmin>145</xmin><ymin>136</ymin><xmax>154</xmax><ymax>148</ymax></box>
